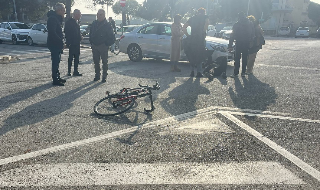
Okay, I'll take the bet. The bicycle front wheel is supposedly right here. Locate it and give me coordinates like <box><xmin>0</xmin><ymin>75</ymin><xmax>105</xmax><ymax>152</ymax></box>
<box><xmin>94</xmin><ymin>95</ymin><xmax>135</xmax><ymax>116</ymax></box>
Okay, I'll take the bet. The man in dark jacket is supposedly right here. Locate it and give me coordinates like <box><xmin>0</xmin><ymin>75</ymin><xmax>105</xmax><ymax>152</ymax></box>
<box><xmin>89</xmin><ymin>9</ymin><xmax>114</xmax><ymax>82</ymax></box>
<box><xmin>109</xmin><ymin>17</ymin><xmax>116</xmax><ymax>53</ymax></box>
<box><xmin>182</xmin><ymin>8</ymin><xmax>209</xmax><ymax>78</ymax></box>
<box><xmin>228</xmin><ymin>12</ymin><xmax>255</xmax><ymax>78</ymax></box>
<box><xmin>64</xmin><ymin>9</ymin><xmax>82</xmax><ymax>76</ymax></box>
<box><xmin>47</xmin><ymin>3</ymin><xmax>66</xmax><ymax>86</ymax></box>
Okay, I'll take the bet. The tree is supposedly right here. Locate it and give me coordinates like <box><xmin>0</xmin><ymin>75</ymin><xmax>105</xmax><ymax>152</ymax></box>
<box><xmin>112</xmin><ymin>0</ymin><xmax>140</xmax><ymax>17</ymax></box>
<box><xmin>308</xmin><ymin>2</ymin><xmax>320</xmax><ymax>26</ymax></box>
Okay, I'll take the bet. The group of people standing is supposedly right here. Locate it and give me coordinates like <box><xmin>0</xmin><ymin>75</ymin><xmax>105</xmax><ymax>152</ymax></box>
<box><xmin>170</xmin><ymin>9</ymin><xmax>264</xmax><ymax>79</ymax></box>
<box><xmin>47</xmin><ymin>3</ymin><xmax>115</xmax><ymax>86</ymax></box>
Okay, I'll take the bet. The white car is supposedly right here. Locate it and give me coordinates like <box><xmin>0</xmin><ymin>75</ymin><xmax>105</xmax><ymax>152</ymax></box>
<box><xmin>0</xmin><ymin>22</ymin><xmax>30</xmax><ymax>44</ymax></box>
<box><xmin>27</xmin><ymin>23</ymin><xmax>48</xmax><ymax>45</ymax></box>
<box><xmin>278</xmin><ymin>26</ymin><xmax>290</xmax><ymax>36</ymax></box>
<box><xmin>119</xmin><ymin>22</ymin><xmax>233</xmax><ymax>63</ymax></box>
<box><xmin>295</xmin><ymin>27</ymin><xmax>309</xmax><ymax>38</ymax></box>
<box><xmin>80</xmin><ymin>25</ymin><xmax>89</xmax><ymax>36</ymax></box>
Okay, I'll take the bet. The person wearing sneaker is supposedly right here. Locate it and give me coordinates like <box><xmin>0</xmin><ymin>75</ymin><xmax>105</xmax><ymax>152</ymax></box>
<box><xmin>89</xmin><ymin>9</ymin><xmax>115</xmax><ymax>83</ymax></box>
<box><xmin>170</xmin><ymin>14</ymin><xmax>183</xmax><ymax>72</ymax></box>
<box><xmin>47</xmin><ymin>3</ymin><xmax>66</xmax><ymax>86</ymax></box>
<box><xmin>228</xmin><ymin>12</ymin><xmax>255</xmax><ymax>78</ymax></box>
<box><xmin>182</xmin><ymin>8</ymin><xmax>209</xmax><ymax>78</ymax></box>
<box><xmin>64</xmin><ymin>9</ymin><xmax>83</xmax><ymax>77</ymax></box>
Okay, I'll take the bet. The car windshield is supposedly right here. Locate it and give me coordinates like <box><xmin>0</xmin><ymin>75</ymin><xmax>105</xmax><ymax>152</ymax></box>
<box><xmin>124</xmin><ymin>26</ymin><xmax>136</xmax><ymax>32</ymax></box>
<box><xmin>280</xmin><ymin>27</ymin><xmax>289</xmax><ymax>30</ymax></box>
<box><xmin>80</xmin><ymin>25</ymin><xmax>88</xmax><ymax>29</ymax></box>
<box><xmin>298</xmin><ymin>27</ymin><xmax>308</xmax><ymax>30</ymax></box>
<box><xmin>10</xmin><ymin>23</ymin><xmax>29</xmax><ymax>29</ymax></box>
<box><xmin>222</xmin><ymin>26</ymin><xmax>232</xmax><ymax>30</ymax></box>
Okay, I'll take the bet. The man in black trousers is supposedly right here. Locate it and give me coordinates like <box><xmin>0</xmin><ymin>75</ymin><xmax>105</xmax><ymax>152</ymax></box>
<box><xmin>64</xmin><ymin>9</ymin><xmax>83</xmax><ymax>76</ymax></box>
<box><xmin>47</xmin><ymin>3</ymin><xmax>66</xmax><ymax>86</ymax></box>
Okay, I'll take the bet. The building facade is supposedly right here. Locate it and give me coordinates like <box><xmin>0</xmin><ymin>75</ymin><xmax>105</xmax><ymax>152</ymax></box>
<box><xmin>262</xmin><ymin>0</ymin><xmax>315</xmax><ymax>34</ymax></box>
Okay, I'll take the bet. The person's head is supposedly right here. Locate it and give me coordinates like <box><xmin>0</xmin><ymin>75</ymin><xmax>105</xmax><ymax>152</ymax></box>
<box><xmin>109</xmin><ymin>17</ymin><xmax>113</xmax><ymax>21</ymax></box>
<box><xmin>248</xmin><ymin>15</ymin><xmax>259</xmax><ymax>26</ymax></box>
<box><xmin>197</xmin><ymin>8</ymin><xmax>206</xmax><ymax>15</ymax></box>
<box><xmin>97</xmin><ymin>9</ymin><xmax>106</xmax><ymax>22</ymax></box>
<box><xmin>174</xmin><ymin>14</ymin><xmax>182</xmax><ymax>24</ymax></box>
<box><xmin>73</xmin><ymin>9</ymin><xmax>81</xmax><ymax>21</ymax></box>
<box><xmin>238</xmin><ymin>12</ymin><xmax>246</xmax><ymax>21</ymax></box>
<box><xmin>55</xmin><ymin>3</ymin><xmax>66</xmax><ymax>17</ymax></box>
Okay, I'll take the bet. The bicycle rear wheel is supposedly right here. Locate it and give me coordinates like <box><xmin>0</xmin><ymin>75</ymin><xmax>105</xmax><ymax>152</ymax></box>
<box><xmin>94</xmin><ymin>94</ymin><xmax>135</xmax><ymax>116</ymax></box>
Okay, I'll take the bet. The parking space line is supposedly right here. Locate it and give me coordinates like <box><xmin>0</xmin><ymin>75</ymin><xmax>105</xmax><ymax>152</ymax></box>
<box><xmin>220</xmin><ymin>111</ymin><xmax>320</xmax><ymax>182</ymax></box>
<box><xmin>229</xmin><ymin>111</ymin><xmax>320</xmax><ymax>124</ymax></box>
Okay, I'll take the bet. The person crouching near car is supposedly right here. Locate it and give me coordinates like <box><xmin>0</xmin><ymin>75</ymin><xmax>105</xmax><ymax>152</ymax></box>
<box><xmin>170</xmin><ymin>14</ymin><xmax>184</xmax><ymax>72</ymax></box>
<box><xmin>47</xmin><ymin>3</ymin><xmax>66</xmax><ymax>86</ymax></box>
<box><xmin>247</xmin><ymin>15</ymin><xmax>264</xmax><ymax>75</ymax></box>
<box><xmin>89</xmin><ymin>9</ymin><xmax>114</xmax><ymax>83</ymax></box>
<box><xmin>64</xmin><ymin>9</ymin><xmax>83</xmax><ymax>77</ymax></box>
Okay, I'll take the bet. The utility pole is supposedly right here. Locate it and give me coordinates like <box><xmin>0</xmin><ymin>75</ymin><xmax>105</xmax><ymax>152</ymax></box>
<box><xmin>66</xmin><ymin>0</ymin><xmax>72</xmax><ymax>20</ymax></box>
<box><xmin>12</xmin><ymin>0</ymin><xmax>17</xmax><ymax>21</ymax></box>
<box><xmin>247</xmin><ymin>0</ymin><xmax>251</xmax><ymax>16</ymax></box>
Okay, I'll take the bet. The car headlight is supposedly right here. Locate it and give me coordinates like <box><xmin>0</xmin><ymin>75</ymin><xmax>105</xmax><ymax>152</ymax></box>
<box><xmin>210</xmin><ymin>45</ymin><xmax>226</xmax><ymax>52</ymax></box>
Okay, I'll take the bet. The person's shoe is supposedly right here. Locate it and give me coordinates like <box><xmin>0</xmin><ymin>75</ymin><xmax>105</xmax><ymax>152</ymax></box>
<box><xmin>229</xmin><ymin>74</ymin><xmax>238</xmax><ymax>78</ymax></box>
<box><xmin>58</xmin><ymin>78</ymin><xmax>66</xmax><ymax>83</ymax></box>
<box><xmin>245</xmin><ymin>72</ymin><xmax>253</xmax><ymax>75</ymax></box>
<box><xmin>196</xmin><ymin>72</ymin><xmax>203</xmax><ymax>78</ymax></box>
<box><xmin>221</xmin><ymin>72</ymin><xmax>227</xmax><ymax>79</ymax></box>
<box><xmin>94</xmin><ymin>77</ymin><xmax>100</xmax><ymax>81</ymax></box>
<box><xmin>73</xmin><ymin>72</ymin><xmax>82</xmax><ymax>76</ymax></box>
<box><xmin>174</xmin><ymin>66</ymin><xmax>181</xmax><ymax>72</ymax></box>
<box><xmin>101</xmin><ymin>77</ymin><xmax>107</xmax><ymax>83</ymax></box>
<box><xmin>241</xmin><ymin>73</ymin><xmax>246</xmax><ymax>77</ymax></box>
<box><xmin>52</xmin><ymin>81</ymin><xmax>64</xmax><ymax>86</ymax></box>
<box><xmin>67</xmin><ymin>73</ymin><xmax>71</xmax><ymax>76</ymax></box>
<box><xmin>190</xmin><ymin>71</ymin><xmax>195</xmax><ymax>77</ymax></box>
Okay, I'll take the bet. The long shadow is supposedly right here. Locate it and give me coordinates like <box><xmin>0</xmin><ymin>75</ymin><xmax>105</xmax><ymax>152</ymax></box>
<box><xmin>161</xmin><ymin>77</ymin><xmax>210</xmax><ymax>118</ymax></box>
<box><xmin>228</xmin><ymin>75</ymin><xmax>277</xmax><ymax>111</ymax></box>
<box><xmin>0</xmin><ymin>81</ymin><xmax>101</xmax><ymax>136</ymax></box>
<box><xmin>0</xmin><ymin>83</ymin><xmax>52</xmax><ymax>112</ymax></box>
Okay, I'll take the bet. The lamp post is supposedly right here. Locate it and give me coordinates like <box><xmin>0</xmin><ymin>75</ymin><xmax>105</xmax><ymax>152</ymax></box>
<box><xmin>247</xmin><ymin>0</ymin><xmax>251</xmax><ymax>16</ymax></box>
<box><xmin>13</xmin><ymin>0</ymin><xmax>17</xmax><ymax>21</ymax></box>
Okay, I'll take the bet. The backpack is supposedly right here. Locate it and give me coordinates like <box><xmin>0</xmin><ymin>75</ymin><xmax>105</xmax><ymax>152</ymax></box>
<box><xmin>234</xmin><ymin>19</ymin><xmax>254</xmax><ymax>42</ymax></box>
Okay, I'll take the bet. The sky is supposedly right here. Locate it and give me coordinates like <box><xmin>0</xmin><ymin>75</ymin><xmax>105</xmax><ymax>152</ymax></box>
<box><xmin>73</xmin><ymin>0</ymin><xmax>320</xmax><ymax>18</ymax></box>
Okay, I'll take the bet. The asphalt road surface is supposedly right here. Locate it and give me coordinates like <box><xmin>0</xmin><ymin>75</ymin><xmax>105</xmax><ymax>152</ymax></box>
<box><xmin>0</xmin><ymin>37</ymin><xmax>319</xmax><ymax>189</ymax></box>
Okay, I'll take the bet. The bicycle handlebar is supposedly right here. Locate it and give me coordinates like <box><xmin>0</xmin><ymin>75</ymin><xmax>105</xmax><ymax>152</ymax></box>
<box><xmin>138</xmin><ymin>81</ymin><xmax>160</xmax><ymax>90</ymax></box>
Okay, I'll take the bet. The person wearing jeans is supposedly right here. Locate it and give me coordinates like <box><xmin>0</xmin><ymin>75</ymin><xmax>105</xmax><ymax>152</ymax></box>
<box><xmin>47</xmin><ymin>3</ymin><xmax>66</xmax><ymax>86</ymax></box>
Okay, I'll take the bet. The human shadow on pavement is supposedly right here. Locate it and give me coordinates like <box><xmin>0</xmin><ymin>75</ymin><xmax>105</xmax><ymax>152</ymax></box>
<box><xmin>0</xmin><ymin>81</ymin><xmax>101</xmax><ymax>136</ymax></box>
<box><xmin>0</xmin><ymin>82</ymin><xmax>52</xmax><ymax>112</ymax></box>
<box><xmin>228</xmin><ymin>74</ymin><xmax>277</xmax><ymax>112</ymax></box>
<box><xmin>161</xmin><ymin>77</ymin><xmax>210</xmax><ymax>118</ymax></box>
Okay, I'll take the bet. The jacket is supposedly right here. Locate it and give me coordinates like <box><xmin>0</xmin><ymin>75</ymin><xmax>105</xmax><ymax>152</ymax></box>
<box><xmin>47</xmin><ymin>10</ymin><xmax>64</xmax><ymax>50</ymax></box>
<box><xmin>89</xmin><ymin>19</ymin><xmax>114</xmax><ymax>46</ymax></box>
<box><xmin>228</xmin><ymin>18</ymin><xmax>255</xmax><ymax>48</ymax></box>
<box><xmin>64</xmin><ymin>17</ymin><xmax>81</xmax><ymax>48</ymax></box>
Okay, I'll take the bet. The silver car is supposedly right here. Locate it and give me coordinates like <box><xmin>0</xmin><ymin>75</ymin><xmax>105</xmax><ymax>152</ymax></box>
<box><xmin>118</xmin><ymin>22</ymin><xmax>233</xmax><ymax>62</ymax></box>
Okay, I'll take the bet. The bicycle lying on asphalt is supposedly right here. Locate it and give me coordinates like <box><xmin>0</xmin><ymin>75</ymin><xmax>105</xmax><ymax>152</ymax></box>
<box><xmin>94</xmin><ymin>82</ymin><xmax>160</xmax><ymax>116</ymax></box>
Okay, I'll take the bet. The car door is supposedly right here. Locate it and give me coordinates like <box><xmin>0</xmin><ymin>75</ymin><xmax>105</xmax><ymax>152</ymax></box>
<box><xmin>29</xmin><ymin>24</ymin><xmax>39</xmax><ymax>43</ymax></box>
<box><xmin>4</xmin><ymin>23</ymin><xmax>11</xmax><ymax>40</ymax></box>
<box><xmin>38</xmin><ymin>24</ymin><xmax>48</xmax><ymax>44</ymax></box>
<box><xmin>136</xmin><ymin>24</ymin><xmax>159</xmax><ymax>56</ymax></box>
<box><xmin>0</xmin><ymin>23</ymin><xmax>5</xmax><ymax>40</ymax></box>
<box><xmin>157</xmin><ymin>24</ymin><xmax>172</xmax><ymax>59</ymax></box>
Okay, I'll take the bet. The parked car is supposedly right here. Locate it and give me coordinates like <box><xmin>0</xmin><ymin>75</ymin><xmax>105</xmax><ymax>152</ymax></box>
<box><xmin>216</xmin><ymin>26</ymin><xmax>233</xmax><ymax>38</ymax></box>
<box><xmin>316</xmin><ymin>27</ymin><xmax>320</xmax><ymax>38</ymax></box>
<box><xmin>116</xmin><ymin>25</ymin><xmax>141</xmax><ymax>38</ymax></box>
<box><xmin>80</xmin><ymin>25</ymin><xmax>89</xmax><ymax>36</ymax></box>
<box><xmin>278</xmin><ymin>26</ymin><xmax>290</xmax><ymax>36</ymax></box>
<box><xmin>0</xmin><ymin>22</ymin><xmax>31</xmax><ymax>44</ymax></box>
<box><xmin>27</xmin><ymin>23</ymin><xmax>48</xmax><ymax>46</ymax></box>
<box><xmin>222</xmin><ymin>30</ymin><xmax>232</xmax><ymax>40</ymax></box>
<box><xmin>118</xmin><ymin>22</ymin><xmax>233</xmax><ymax>63</ymax></box>
<box><xmin>295</xmin><ymin>27</ymin><xmax>309</xmax><ymax>38</ymax></box>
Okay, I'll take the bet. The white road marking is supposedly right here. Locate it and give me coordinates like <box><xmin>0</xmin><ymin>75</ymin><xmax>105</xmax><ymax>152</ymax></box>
<box><xmin>0</xmin><ymin>106</ymin><xmax>312</xmax><ymax>167</ymax></box>
<box><xmin>220</xmin><ymin>111</ymin><xmax>320</xmax><ymax>182</ymax></box>
<box><xmin>257</xmin><ymin>63</ymin><xmax>319</xmax><ymax>71</ymax></box>
<box><xmin>229</xmin><ymin>111</ymin><xmax>320</xmax><ymax>124</ymax></box>
<box><xmin>0</xmin><ymin>162</ymin><xmax>305</xmax><ymax>186</ymax></box>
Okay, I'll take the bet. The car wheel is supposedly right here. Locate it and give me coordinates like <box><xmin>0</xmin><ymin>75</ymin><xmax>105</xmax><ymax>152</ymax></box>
<box><xmin>0</xmin><ymin>40</ymin><xmax>2</xmax><ymax>44</ymax></box>
<box><xmin>128</xmin><ymin>44</ymin><xmax>142</xmax><ymax>62</ymax></box>
<box><xmin>12</xmin><ymin>36</ymin><xmax>19</xmax><ymax>45</ymax></box>
<box><xmin>27</xmin><ymin>37</ymin><xmax>34</xmax><ymax>46</ymax></box>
